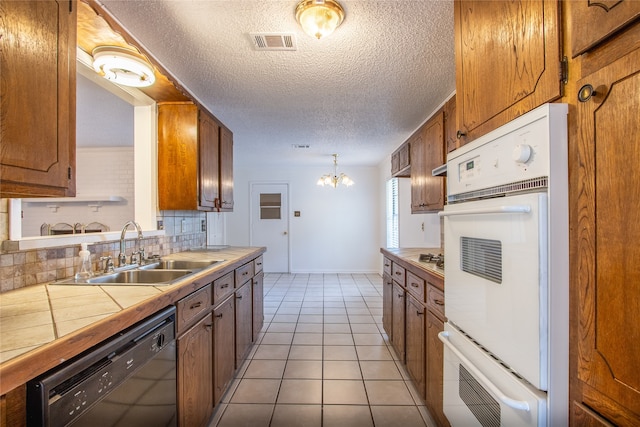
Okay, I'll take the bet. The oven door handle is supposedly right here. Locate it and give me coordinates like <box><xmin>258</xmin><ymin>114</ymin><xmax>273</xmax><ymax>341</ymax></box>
<box><xmin>437</xmin><ymin>205</ymin><xmax>531</xmax><ymax>217</ymax></box>
<box><xmin>438</xmin><ymin>331</ymin><xmax>531</xmax><ymax>412</ymax></box>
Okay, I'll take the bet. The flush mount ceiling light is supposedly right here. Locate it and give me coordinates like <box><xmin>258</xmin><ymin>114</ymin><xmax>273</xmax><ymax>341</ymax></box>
<box><xmin>317</xmin><ymin>154</ymin><xmax>354</xmax><ymax>188</ymax></box>
<box><xmin>92</xmin><ymin>46</ymin><xmax>156</xmax><ymax>88</ymax></box>
<box><xmin>295</xmin><ymin>0</ymin><xmax>345</xmax><ymax>39</ymax></box>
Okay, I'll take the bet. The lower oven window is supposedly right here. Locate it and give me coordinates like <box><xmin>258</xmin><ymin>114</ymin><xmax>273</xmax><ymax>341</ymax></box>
<box><xmin>460</xmin><ymin>237</ymin><xmax>502</xmax><ymax>284</ymax></box>
<box><xmin>459</xmin><ymin>364</ymin><xmax>501</xmax><ymax>427</ymax></box>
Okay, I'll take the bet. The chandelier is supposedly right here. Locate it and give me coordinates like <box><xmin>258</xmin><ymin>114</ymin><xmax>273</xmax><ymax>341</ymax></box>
<box><xmin>295</xmin><ymin>0</ymin><xmax>345</xmax><ymax>40</ymax></box>
<box><xmin>317</xmin><ymin>154</ymin><xmax>354</xmax><ymax>188</ymax></box>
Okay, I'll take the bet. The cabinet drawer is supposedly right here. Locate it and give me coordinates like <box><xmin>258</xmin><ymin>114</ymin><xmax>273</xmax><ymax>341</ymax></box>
<box><xmin>426</xmin><ymin>283</ymin><xmax>445</xmax><ymax>320</ymax></box>
<box><xmin>177</xmin><ymin>284</ymin><xmax>212</xmax><ymax>334</ymax></box>
<box><xmin>213</xmin><ymin>271</ymin><xmax>235</xmax><ymax>305</ymax></box>
<box><xmin>383</xmin><ymin>257</ymin><xmax>392</xmax><ymax>276</ymax></box>
<box><xmin>406</xmin><ymin>271</ymin><xmax>425</xmax><ymax>302</ymax></box>
<box><xmin>235</xmin><ymin>262</ymin><xmax>254</xmax><ymax>285</ymax></box>
<box><xmin>254</xmin><ymin>255</ymin><xmax>264</xmax><ymax>274</ymax></box>
<box><xmin>392</xmin><ymin>263</ymin><xmax>406</xmax><ymax>286</ymax></box>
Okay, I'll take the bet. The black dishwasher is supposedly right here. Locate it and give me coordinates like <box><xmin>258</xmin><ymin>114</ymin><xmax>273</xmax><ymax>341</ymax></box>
<box><xmin>27</xmin><ymin>306</ymin><xmax>177</xmax><ymax>427</ymax></box>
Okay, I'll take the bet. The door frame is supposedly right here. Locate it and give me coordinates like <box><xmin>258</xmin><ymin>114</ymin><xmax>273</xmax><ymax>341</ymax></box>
<box><xmin>249</xmin><ymin>181</ymin><xmax>290</xmax><ymax>273</ymax></box>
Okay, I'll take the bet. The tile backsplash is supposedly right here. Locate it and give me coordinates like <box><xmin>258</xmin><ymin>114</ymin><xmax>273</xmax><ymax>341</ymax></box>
<box><xmin>0</xmin><ymin>210</ymin><xmax>206</xmax><ymax>293</ymax></box>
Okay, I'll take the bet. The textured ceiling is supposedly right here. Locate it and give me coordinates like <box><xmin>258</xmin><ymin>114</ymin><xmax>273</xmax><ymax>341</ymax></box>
<box><xmin>98</xmin><ymin>0</ymin><xmax>456</xmax><ymax>167</ymax></box>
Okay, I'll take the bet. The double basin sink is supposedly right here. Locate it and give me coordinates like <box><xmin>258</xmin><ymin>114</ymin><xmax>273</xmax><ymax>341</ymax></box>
<box><xmin>55</xmin><ymin>259</ymin><xmax>224</xmax><ymax>286</ymax></box>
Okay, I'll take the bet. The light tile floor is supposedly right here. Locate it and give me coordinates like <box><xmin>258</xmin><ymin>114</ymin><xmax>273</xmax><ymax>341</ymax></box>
<box><xmin>210</xmin><ymin>273</ymin><xmax>436</xmax><ymax>427</ymax></box>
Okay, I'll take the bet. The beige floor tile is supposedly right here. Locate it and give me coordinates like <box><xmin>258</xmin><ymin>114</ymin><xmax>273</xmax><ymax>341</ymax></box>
<box><xmin>261</xmin><ymin>332</ymin><xmax>294</xmax><ymax>345</ymax></box>
<box><xmin>272</xmin><ymin>314</ymin><xmax>299</xmax><ymax>323</ymax></box>
<box><xmin>283</xmin><ymin>360</ymin><xmax>323</xmax><ymax>379</ymax></box>
<box><xmin>270</xmin><ymin>404</ymin><xmax>321</xmax><ymax>427</ymax></box>
<box><xmin>365</xmin><ymin>380</ymin><xmax>415</xmax><ymax>405</ymax></box>
<box><xmin>323</xmin><ymin>333</ymin><xmax>354</xmax><ymax>346</ymax></box>
<box><xmin>253</xmin><ymin>344</ymin><xmax>291</xmax><ymax>360</ymax></box>
<box><xmin>349</xmin><ymin>323</ymin><xmax>381</xmax><ymax>334</ymax></box>
<box><xmin>295</xmin><ymin>323</ymin><xmax>323</xmax><ymax>333</ymax></box>
<box><xmin>323</xmin><ymin>380</ymin><xmax>368</xmax><ymax>405</ymax></box>
<box><xmin>323</xmin><ymin>345</ymin><xmax>358</xmax><ymax>361</ymax></box>
<box><xmin>288</xmin><ymin>345</ymin><xmax>322</xmax><ymax>360</ymax></box>
<box><xmin>292</xmin><ymin>333</ymin><xmax>323</xmax><ymax>345</ymax></box>
<box><xmin>243</xmin><ymin>359</ymin><xmax>287</xmax><ymax>379</ymax></box>
<box><xmin>323</xmin><ymin>360</ymin><xmax>362</xmax><ymax>380</ymax></box>
<box><xmin>323</xmin><ymin>323</ymin><xmax>351</xmax><ymax>333</ymax></box>
<box><xmin>349</xmin><ymin>315</ymin><xmax>375</xmax><ymax>324</ymax></box>
<box><xmin>298</xmin><ymin>314</ymin><xmax>323</xmax><ymax>324</ymax></box>
<box><xmin>360</xmin><ymin>361</ymin><xmax>403</xmax><ymax>380</ymax></box>
<box><xmin>323</xmin><ymin>308</ymin><xmax>347</xmax><ymax>315</ymax></box>
<box><xmin>276</xmin><ymin>307</ymin><xmax>301</xmax><ymax>315</ymax></box>
<box><xmin>370</xmin><ymin>405</ymin><xmax>429</xmax><ymax>427</ymax></box>
<box><xmin>322</xmin><ymin>405</ymin><xmax>374</xmax><ymax>427</ymax></box>
<box><xmin>300</xmin><ymin>307</ymin><xmax>323</xmax><ymax>315</ymax></box>
<box><xmin>216</xmin><ymin>403</ymin><xmax>274</xmax><ymax>427</ymax></box>
<box><xmin>355</xmin><ymin>345</ymin><xmax>393</xmax><ymax>361</ymax></box>
<box><xmin>267</xmin><ymin>322</ymin><xmax>297</xmax><ymax>333</ymax></box>
<box><xmin>276</xmin><ymin>379</ymin><xmax>322</xmax><ymax>404</ymax></box>
<box><xmin>352</xmin><ymin>333</ymin><xmax>385</xmax><ymax>345</ymax></box>
<box><xmin>230</xmin><ymin>379</ymin><xmax>281</xmax><ymax>404</ymax></box>
<box><xmin>323</xmin><ymin>315</ymin><xmax>349</xmax><ymax>323</ymax></box>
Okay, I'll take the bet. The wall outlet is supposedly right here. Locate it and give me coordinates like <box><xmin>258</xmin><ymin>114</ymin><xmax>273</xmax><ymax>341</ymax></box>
<box><xmin>181</xmin><ymin>219</ymin><xmax>186</xmax><ymax>233</ymax></box>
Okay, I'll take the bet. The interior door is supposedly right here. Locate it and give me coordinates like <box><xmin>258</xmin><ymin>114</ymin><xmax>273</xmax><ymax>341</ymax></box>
<box><xmin>250</xmin><ymin>183</ymin><xmax>289</xmax><ymax>272</ymax></box>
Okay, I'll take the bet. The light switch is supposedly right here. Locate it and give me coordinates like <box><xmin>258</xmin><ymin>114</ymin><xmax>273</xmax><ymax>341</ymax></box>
<box><xmin>294</xmin><ymin>211</ymin><xmax>301</xmax><ymax>217</ymax></box>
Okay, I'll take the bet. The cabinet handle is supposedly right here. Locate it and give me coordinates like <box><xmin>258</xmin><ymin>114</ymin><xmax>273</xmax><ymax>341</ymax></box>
<box><xmin>205</xmin><ymin>322</ymin><xmax>213</xmax><ymax>330</ymax></box>
<box><xmin>242</xmin><ymin>271</ymin><xmax>248</xmax><ymax>276</ymax></box>
<box><xmin>456</xmin><ymin>130</ymin><xmax>466</xmax><ymax>139</ymax></box>
<box><xmin>215</xmin><ymin>313</ymin><xmax>223</xmax><ymax>318</ymax></box>
<box><xmin>221</xmin><ymin>284</ymin><xmax>229</xmax><ymax>289</ymax></box>
<box><xmin>190</xmin><ymin>301</ymin><xmax>203</xmax><ymax>309</ymax></box>
<box><xmin>411</xmin><ymin>282</ymin><xmax>420</xmax><ymax>288</ymax></box>
<box><xmin>416</xmin><ymin>311</ymin><xmax>423</xmax><ymax>316</ymax></box>
<box><xmin>397</xmin><ymin>293</ymin><xmax>403</xmax><ymax>298</ymax></box>
<box><xmin>395</xmin><ymin>271</ymin><xmax>402</xmax><ymax>275</ymax></box>
<box><xmin>236</xmin><ymin>295</ymin><xmax>243</xmax><ymax>299</ymax></box>
<box><xmin>578</xmin><ymin>84</ymin><xmax>595</xmax><ymax>102</ymax></box>
<box><xmin>434</xmin><ymin>299</ymin><xmax>444</xmax><ymax>306</ymax></box>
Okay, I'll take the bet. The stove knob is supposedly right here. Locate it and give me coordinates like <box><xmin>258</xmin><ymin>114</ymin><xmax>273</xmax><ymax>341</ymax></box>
<box><xmin>513</xmin><ymin>144</ymin><xmax>532</xmax><ymax>164</ymax></box>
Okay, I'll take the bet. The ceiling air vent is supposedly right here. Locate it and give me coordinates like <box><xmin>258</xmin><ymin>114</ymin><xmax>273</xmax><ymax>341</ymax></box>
<box><xmin>250</xmin><ymin>33</ymin><xmax>297</xmax><ymax>51</ymax></box>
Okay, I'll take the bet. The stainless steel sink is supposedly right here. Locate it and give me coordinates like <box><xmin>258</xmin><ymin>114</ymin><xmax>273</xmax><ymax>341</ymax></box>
<box><xmin>139</xmin><ymin>259</ymin><xmax>223</xmax><ymax>271</ymax></box>
<box><xmin>86</xmin><ymin>269</ymin><xmax>193</xmax><ymax>285</ymax></box>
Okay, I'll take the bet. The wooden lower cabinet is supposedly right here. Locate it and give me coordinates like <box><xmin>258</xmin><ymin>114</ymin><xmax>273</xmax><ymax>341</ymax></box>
<box><xmin>405</xmin><ymin>294</ymin><xmax>426</xmax><ymax>399</ymax></box>
<box><xmin>252</xmin><ymin>271</ymin><xmax>264</xmax><ymax>342</ymax></box>
<box><xmin>382</xmin><ymin>273</ymin><xmax>393</xmax><ymax>340</ymax></box>
<box><xmin>426</xmin><ymin>310</ymin><xmax>449</xmax><ymax>427</ymax></box>
<box><xmin>213</xmin><ymin>295</ymin><xmax>235</xmax><ymax>405</ymax></box>
<box><xmin>391</xmin><ymin>282</ymin><xmax>406</xmax><ymax>362</ymax></box>
<box><xmin>177</xmin><ymin>314</ymin><xmax>213</xmax><ymax>427</ymax></box>
<box><xmin>234</xmin><ymin>281</ymin><xmax>253</xmax><ymax>367</ymax></box>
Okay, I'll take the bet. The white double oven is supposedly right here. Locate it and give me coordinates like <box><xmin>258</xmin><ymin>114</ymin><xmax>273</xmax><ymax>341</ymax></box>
<box><xmin>439</xmin><ymin>104</ymin><xmax>569</xmax><ymax>426</ymax></box>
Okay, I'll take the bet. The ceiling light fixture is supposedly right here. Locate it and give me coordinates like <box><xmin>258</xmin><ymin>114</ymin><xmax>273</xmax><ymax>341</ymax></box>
<box><xmin>92</xmin><ymin>46</ymin><xmax>156</xmax><ymax>88</ymax></box>
<box><xmin>317</xmin><ymin>154</ymin><xmax>354</xmax><ymax>188</ymax></box>
<box><xmin>295</xmin><ymin>0</ymin><xmax>345</xmax><ymax>40</ymax></box>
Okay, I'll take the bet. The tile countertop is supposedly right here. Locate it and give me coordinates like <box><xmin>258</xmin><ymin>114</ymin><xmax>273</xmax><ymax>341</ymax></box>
<box><xmin>0</xmin><ymin>246</ymin><xmax>265</xmax><ymax>396</ymax></box>
<box><xmin>380</xmin><ymin>247</ymin><xmax>445</xmax><ymax>279</ymax></box>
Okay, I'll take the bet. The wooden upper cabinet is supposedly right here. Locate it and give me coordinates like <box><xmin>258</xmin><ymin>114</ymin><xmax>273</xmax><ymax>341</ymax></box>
<box><xmin>0</xmin><ymin>0</ymin><xmax>76</xmax><ymax>197</ymax></box>
<box><xmin>219</xmin><ymin>126</ymin><xmax>234</xmax><ymax>211</ymax></box>
<box><xmin>391</xmin><ymin>142</ymin><xmax>411</xmax><ymax>178</ymax></box>
<box><xmin>454</xmin><ymin>0</ymin><xmax>563</xmax><ymax>145</ymax></box>
<box><xmin>158</xmin><ymin>103</ymin><xmax>232</xmax><ymax>211</ymax></box>
<box><xmin>569</xmin><ymin>0</ymin><xmax>640</xmax><ymax>57</ymax></box>
<box><xmin>571</xmin><ymin>47</ymin><xmax>640</xmax><ymax>425</ymax></box>
<box><xmin>411</xmin><ymin>111</ymin><xmax>445</xmax><ymax>213</ymax></box>
<box><xmin>443</xmin><ymin>95</ymin><xmax>457</xmax><ymax>154</ymax></box>
<box><xmin>199</xmin><ymin>110</ymin><xmax>220</xmax><ymax>210</ymax></box>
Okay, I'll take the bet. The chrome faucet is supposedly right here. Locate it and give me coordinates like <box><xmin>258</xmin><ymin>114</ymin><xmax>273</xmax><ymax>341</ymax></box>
<box><xmin>119</xmin><ymin>221</ymin><xmax>144</xmax><ymax>267</ymax></box>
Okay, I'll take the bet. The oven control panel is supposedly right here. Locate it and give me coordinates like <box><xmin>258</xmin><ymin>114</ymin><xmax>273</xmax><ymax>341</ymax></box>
<box><xmin>447</xmin><ymin>104</ymin><xmax>567</xmax><ymax>197</ymax></box>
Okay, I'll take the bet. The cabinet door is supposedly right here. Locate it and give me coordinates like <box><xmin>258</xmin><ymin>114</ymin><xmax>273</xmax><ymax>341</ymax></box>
<box><xmin>572</xmin><ymin>47</ymin><xmax>640</xmax><ymax>422</ymax></box>
<box><xmin>219</xmin><ymin>126</ymin><xmax>234</xmax><ymax>211</ymax></box>
<box><xmin>454</xmin><ymin>0</ymin><xmax>562</xmax><ymax>144</ymax></box>
<box><xmin>0</xmin><ymin>0</ymin><xmax>76</xmax><ymax>197</ymax></box>
<box><xmin>198</xmin><ymin>111</ymin><xmax>220</xmax><ymax>209</ymax></box>
<box><xmin>382</xmin><ymin>273</ymin><xmax>393</xmax><ymax>340</ymax></box>
<box><xmin>235</xmin><ymin>281</ymin><xmax>253</xmax><ymax>367</ymax></box>
<box><xmin>405</xmin><ymin>294</ymin><xmax>426</xmax><ymax>399</ymax></box>
<box><xmin>178</xmin><ymin>314</ymin><xmax>213</xmax><ymax>427</ymax></box>
<box><xmin>570</xmin><ymin>1</ymin><xmax>640</xmax><ymax>57</ymax></box>
<box><xmin>252</xmin><ymin>271</ymin><xmax>264</xmax><ymax>342</ymax></box>
<box><xmin>158</xmin><ymin>103</ymin><xmax>198</xmax><ymax>210</ymax></box>
<box><xmin>213</xmin><ymin>296</ymin><xmax>235</xmax><ymax>405</ymax></box>
<box><xmin>443</xmin><ymin>95</ymin><xmax>457</xmax><ymax>154</ymax></box>
<box><xmin>426</xmin><ymin>310</ymin><xmax>450</xmax><ymax>427</ymax></box>
<box><xmin>391</xmin><ymin>283</ymin><xmax>406</xmax><ymax>362</ymax></box>
<box><xmin>411</xmin><ymin>112</ymin><xmax>445</xmax><ymax>213</ymax></box>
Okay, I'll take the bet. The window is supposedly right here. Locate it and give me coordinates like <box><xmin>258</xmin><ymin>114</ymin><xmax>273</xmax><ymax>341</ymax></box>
<box><xmin>260</xmin><ymin>193</ymin><xmax>281</xmax><ymax>219</ymax></box>
<box><xmin>386</xmin><ymin>178</ymin><xmax>399</xmax><ymax>248</ymax></box>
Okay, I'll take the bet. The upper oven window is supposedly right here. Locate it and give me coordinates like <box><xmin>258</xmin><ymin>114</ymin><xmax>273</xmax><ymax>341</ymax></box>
<box><xmin>461</xmin><ymin>237</ymin><xmax>502</xmax><ymax>284</ymax></box>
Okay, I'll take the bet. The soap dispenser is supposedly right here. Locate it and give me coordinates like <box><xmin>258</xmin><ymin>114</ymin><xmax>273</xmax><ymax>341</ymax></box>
<box><xmin>75</xmin><ymin>243</ymin><xmax>94</xmax><ymax>282</ymax></box>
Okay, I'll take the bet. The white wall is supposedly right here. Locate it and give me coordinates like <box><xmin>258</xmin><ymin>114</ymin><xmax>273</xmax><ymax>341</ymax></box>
<box><xmin>226</xmin><ymin>164</ymin><xmax>381</xmax><ymax>273</ymax></box>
